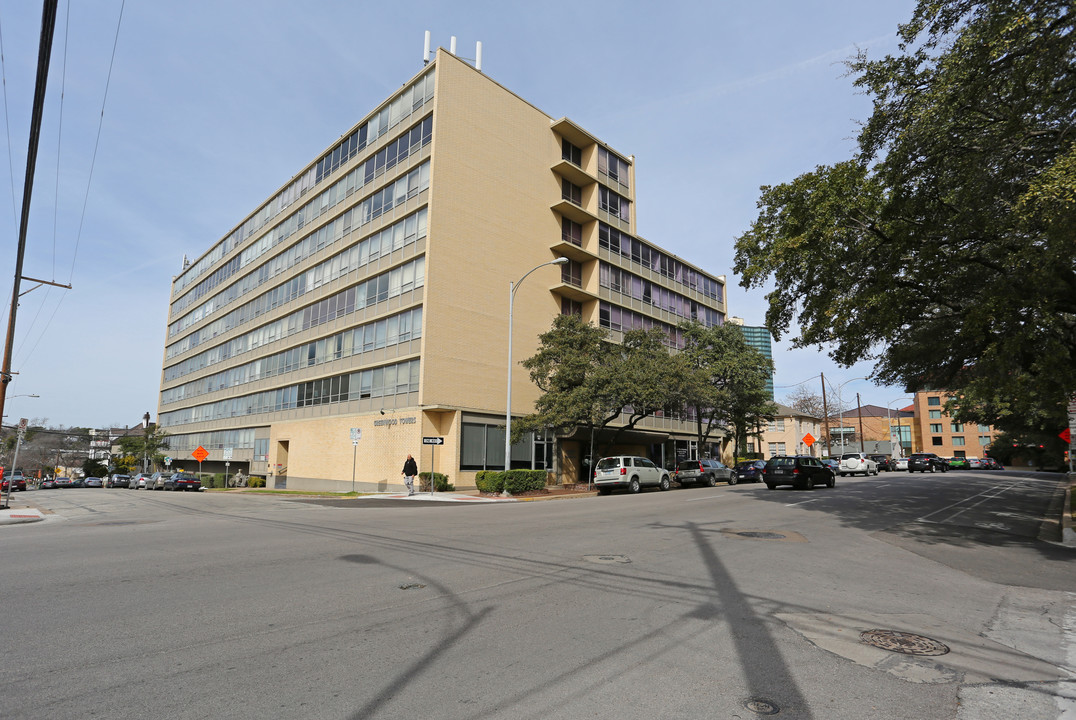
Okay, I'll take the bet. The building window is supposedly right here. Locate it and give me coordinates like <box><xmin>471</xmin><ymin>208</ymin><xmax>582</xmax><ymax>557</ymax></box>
<box><xmin>598</xmin><ymin>186</ymin><xmax>630</xmax><ymax>220</ymax></box>
<box><xmin>561</xmin><ymin>259</ymin><xmax>582</xmax><ymax>287</ymax></box>
<box><xmin>561</xmin><ymin>217</ymin><xmax>582</xmax><ymax>246</ymax></box>
<box><xmin>562</xmin><ymin>139</ymin><xmax>582</xmax><ymax>166</ymax></box>
<box><xmin>930</xmin><ymin>423</ymin><xmax>942</xmax><ymax>433</ymax></box>
<box><xmin>767</xmin><ymin>442</ymin><xmax>786</xmax><ymax>456</ymax></box>
<box><xmin>950</xmin><ymin>423</ymin><xmax>964</xmax><ymax>433</ymax></box>
<box><xmin>597</xmin><ymin>147</ymin><xmax>630</xmax><ymax>188</ymax></box>
<box><xmin>979</xmin><ymin>435</ymin><xmax>991</xmax><ymax>445</ymax></box>
<box><xmin>932</xmin><ymin>437</ymin><xmax>943</xmax><ymax>446</ymax></box>
<box><xmin>562</xmin><ymin>179</ymin><xmax>582</xmax><ymax>205</ymax></box>
<box><xmin>978</xmin><ymin>424</ymin><xmax>990</xmax><ymax>433</ymax></box>
<box><xmin>953</xmin><ymin>450</ymin><xmax>966</xmax><ymax>458</ymax></box>
<box><xmin>952</xmin><ymin>436</ymin><xmax>965</xmax><ymax>446</ymax></box>
<box><xmin>767</xmin><ymin>418</ymin><xmax>786</xmax><ymax>432</ymax></box>
<box><xmin>561</xmin><ymin>298</ymin><xmax>582</xmax><ymax>316</ymax></box>
<box><xmin>927</xmin><ymin>396</ymin><xmax>941</xmax><ymax>406</ymax></box>
<box><xmin>929</xmin><ymin>410</ymin><xmax>942</xmax><ymax>419</ymax></box>
<box><xmin>461</xmin><ymin>422</ymin><xmax>546</xmax><ymax>471</ymax></box>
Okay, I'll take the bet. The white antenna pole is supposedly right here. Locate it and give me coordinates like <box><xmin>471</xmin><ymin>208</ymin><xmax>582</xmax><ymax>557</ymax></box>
<box><xmin>450</xmin><ymin>36</ymin><xmax>457</xmax><ymax>55</ymax></box>
<box><xmin>476</xmin><ymin>41</ymin><xmax>482</xmax><ymax>71</ymax></box>
<box><xmin>423</xmin><ymin>31</ymin><xmax>431</xmax><ymax>64</ymax></box>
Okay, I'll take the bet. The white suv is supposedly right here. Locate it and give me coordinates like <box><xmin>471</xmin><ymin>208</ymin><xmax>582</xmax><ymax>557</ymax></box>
<box><xmin>839</xmin><ymin>452</ymin><xmax>879</xmax><ymax>477</ymax></box>
<box><xmin>594</xmin><ymin>456</ymin><xmax>670</xmax><ymax>495</ymax></box>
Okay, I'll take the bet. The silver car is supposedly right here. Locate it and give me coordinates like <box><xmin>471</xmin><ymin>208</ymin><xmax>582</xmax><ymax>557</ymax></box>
<box><xmin>594</xmin><ymin>456</ymin><xmax>670</xmax><ymax>495</ymax></box>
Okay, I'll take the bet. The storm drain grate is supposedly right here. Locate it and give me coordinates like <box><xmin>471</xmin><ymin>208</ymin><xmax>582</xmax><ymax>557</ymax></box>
<box><xmin>734</xmin><ymin>531</ymin><xmax>786</xmax><ymax>540</ymax></box>
<box><xmin>859</xmin><ymin>629</ymin><xmax>950</xmax><ymax>656</ymax></box>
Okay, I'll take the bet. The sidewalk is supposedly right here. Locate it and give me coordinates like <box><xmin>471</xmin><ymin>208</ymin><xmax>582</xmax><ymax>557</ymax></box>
<box><xmin>0</xmin><ymin>495</ymin><xmax>47</xmax><ymax>525</ymax></box>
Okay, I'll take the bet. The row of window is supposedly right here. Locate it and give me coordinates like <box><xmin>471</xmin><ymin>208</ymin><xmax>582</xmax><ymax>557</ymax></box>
<box><xmin>599</xmin><ymin>262</ymin><xmax>723</xmax><ymax>326</ymax></box>
<box><xmin>597</xmin><ymin>147</ymin><xmax>630</xmax><ymax>190</ymax></box>
<box><xmin>160</xmin><ymin>359</ymin><xmax>420</xmax><ymax>429</ymax></box>
<box><xmin>598</xmin><ymin>301</ymin><xmax>722</xmax><ymax>348</ymax></box>
<box><xmin>171</xmin><ymin>204</ymin><xmax>427</xmax><ymax>339</ymax></box>
<box><xmin>460</xmin><ymin>422</ymin><xmax>553</xmax><ymax>471</ymax></box>
<box><xmin>167</xmin><ymin>218</ymin><xmax>425</xmax><ymax>362</ymax></box>
<box><xmin>172</xmin><ymin>116</ymin><xmax>432</xmax><ymax>317</ymax></box>
<box><xmin>598</xmin><ymin>186</ymin><xmax>630</xmax><ymax>221</ymax></box>
<box><xmin>173</xmin><ymin>70</ymin><xmax>435</xmax><ymax>296</ymax></box>
<box><xmin>163</xmin><ymin>257</ymin><xmax>425</xmax><ymax>382</ymax></box>
<box><xmin>161</xmin><ymin>307</ymin><xmax>423</xmax><ymax>405</ymax></box>
<box><xmin>165</xmin><ymin>428</ymin><xmax>258</xmax><ymax>455</ymax></box>
<box><xmin>314</xmin><ymin>72</ymin><xmax>436</xmax><ymax>184</ymax></box>
<box><xmin>598</xmin><ymin>224</ymin><xmax>722</xmax><ymax>301</ymax></box>
<box><xmin>929</xmin><ymin>436</ymin><xmax>992</xmax><ymax>447</ymax></box>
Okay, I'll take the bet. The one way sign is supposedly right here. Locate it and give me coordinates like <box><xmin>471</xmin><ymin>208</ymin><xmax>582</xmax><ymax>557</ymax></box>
<box><xmin>422</xmin><ymin>437</ymin><xmax>444</xmax><ymax>445</ymax></box>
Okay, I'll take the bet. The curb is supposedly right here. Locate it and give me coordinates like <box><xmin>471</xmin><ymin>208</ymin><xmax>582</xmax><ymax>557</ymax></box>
<box><xmin>0</xmin><ymin>507</ymin><xmax>46</xmax><ymax>525</ymax></box>
<box><xmin>1063</xmin><ymin>475</ymin><xmax>1075</xmax><ymax>546</ymax></box>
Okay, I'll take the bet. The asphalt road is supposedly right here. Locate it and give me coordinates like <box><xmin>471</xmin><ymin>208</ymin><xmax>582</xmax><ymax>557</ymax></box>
<box><xmin>1</xmin><ymin>470</ymin><xmax>1072</xmax><ymax>720</ymax></box>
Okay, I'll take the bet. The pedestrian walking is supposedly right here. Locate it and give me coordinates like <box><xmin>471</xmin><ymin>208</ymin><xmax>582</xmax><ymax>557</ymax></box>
<box><xmin>401</xmin><ymin>454</ymin><xmax>418</xmax><ymax>496</ymax></box>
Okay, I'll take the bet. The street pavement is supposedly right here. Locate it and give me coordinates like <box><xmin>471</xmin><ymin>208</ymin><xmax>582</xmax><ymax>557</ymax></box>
<box><xmin>1</xmin><ymin>470</ymin><xmax>1073</xmax><ymax>719</ymax></box>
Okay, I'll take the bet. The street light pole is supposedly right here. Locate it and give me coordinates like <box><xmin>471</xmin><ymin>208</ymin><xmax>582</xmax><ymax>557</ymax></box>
<box><xmin>887</xmin><ymin>397</ymin><xmax>914</xmax><ymax>457</ymax></box>
<box><xmin>834</xmin><ymin>377</ymin><xmax>868</xmax><ymax>455</ymax></box>
<box><xmin>504</xmin><ymin>257</ymin><xmax>569</xmax><ymax>497</ymax></box>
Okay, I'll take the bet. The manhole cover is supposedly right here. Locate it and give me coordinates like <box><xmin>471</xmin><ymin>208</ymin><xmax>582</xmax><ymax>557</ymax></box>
<box><xmin>859</xmin><ymin>629</ymin><xmax>950</xmax><ymax>656</ymax></box>
<box><xmin>743</xmin><ymin>698</ymin><xmax>780</xmax><ymax>715</ymax></box>
<box><xmin>735</xmin><ymin>531</ymin><xmax>786</xmax><ymax>540</ymax></box>
<box><xmin>583</xmin><ymin>555</ymin><xmax>631</xmax><ymax>564</ymax></box>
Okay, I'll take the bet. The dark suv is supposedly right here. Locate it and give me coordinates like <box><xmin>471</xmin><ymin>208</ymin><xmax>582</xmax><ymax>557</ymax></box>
<box><xmin>868</xmin><ymin>455</ymin><xmax>893</xmax><ymax>471</ymax></box>
<box><xmin>674</xmin><ymin>459</ymin><xmax>733</xmax><ymax>487</ymax></box>
<box><xmin>763</xmin><ymin>455</ymin><xmax>836</xmax><ymax>490</ymax></box>
<box><xmin>907</xmin><ymin>453</ymin><xmax>949</xmax><ymax>473</ymax></box>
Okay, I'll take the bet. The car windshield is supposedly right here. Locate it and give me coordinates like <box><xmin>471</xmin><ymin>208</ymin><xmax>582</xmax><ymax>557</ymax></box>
<box><xmin>677</xmin><ymin>461</ymin><xmax>701</xmax><ymax>470</ymax></box>
<box><xmin>596</xmin><ymin>459</ymin><xmax>622</xmax><ymax>471</ymax></box>
<box><xmin>766</xmin><ymin>457</ymin><xmax>794</xmax><ymax>467</ymax></box>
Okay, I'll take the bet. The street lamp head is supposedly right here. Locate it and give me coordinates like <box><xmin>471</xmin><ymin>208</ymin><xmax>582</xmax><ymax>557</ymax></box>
<box><xmin>552</xmin><ymin>257</ymin><xmax>569</xmax><ymax>265</ymax></box>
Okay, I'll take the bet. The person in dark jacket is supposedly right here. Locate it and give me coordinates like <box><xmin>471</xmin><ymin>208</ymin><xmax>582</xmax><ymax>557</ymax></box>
<box><xmin>401</xmin><ymin>454</ymin><xmax>418</xmax><ymax>496</ymax></box>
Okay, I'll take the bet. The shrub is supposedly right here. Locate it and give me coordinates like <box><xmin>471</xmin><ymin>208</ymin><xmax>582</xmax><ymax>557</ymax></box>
<box><xmin>504</xmin><ymin>469</ymin><xmax>547</xmax><ymax>494</ymax></box>
<box><xmin>248</xmin><ymin>477</ymin><xmax>266</xmax><ymax>488</ymax></box>
<box><xmin>475</xmin><ymin>470</ymin><xmax>502</xmax><ymax>493</ymax></box>
<box><xmin>418</xmin><ymin>471</ymin><xmax>454</xmax><ymax>492</ymax></box>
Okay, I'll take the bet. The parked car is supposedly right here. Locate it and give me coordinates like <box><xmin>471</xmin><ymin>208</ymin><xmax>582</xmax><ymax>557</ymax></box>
<box><xmin>948</xmin><ymin>456</ymin><xmax>969</xmax><ymax>470</ymax></box>
<box><xmin>967</xmin><ymin>457</ymin><xmax>983</xmax><ymax>470</ymax></box>
<box><xmin>149</xmin><ymin>471</ymin><xmax>172</xmax><ymax>490</ymax></box>
<box><xmin>982</xmin><ymin>457</ymin><xmax>1003</xmax><ymax>470</ymax></box>
<box><xmin>2</xmin><ymin>475</ymin><xmax>26</xmax><ymax>492</ymax></box>
<box><xmin>130</xmin><ymin>473</ymin><xmax>151</xmax><ymax>489</ymax></box>
<box><xmin>55</xmin><ymin>476</ymin><xmax>73</xmax><ymax>488</ymax></box>
<box><xmin>106</xmin><ymin>474</ymin><xmax>131</xmax><ymax>489</ymax></box>
<box><xmin>893</xmin><ymin>457</ymin><xmax>909</xmax><ymax>471</ymax></box>
<box><xmin>70</xmin><ymin>477</ymin><xmax>85</xmax><ymax>488</ymax></box>
<box><xmin>763</xmin><ymin>455</ymin><xmax>836</xmax><ymax>490</ymax></box>
<box><xmin>674</xmin><ymin>459</ymin><xmax>733</xmax><ymax>487</ymax></box>
<box><xmin>733</xmin><ymin>460</ymin><xmax>767</xmax><ymax>483</ymax></box>
<box><xmin>163</xmin><ymin>473</ymin><xmax>201</xmax><ymax>491</ymax></box>
<box><xmin>868</xmin><ymin>454</ymin><xmax>893</xmax><ymax>471</ymax></box>
<box><xmin>839</xmin><ymin>452</ymin><xmax>879</xmax><ymax>477</ymax></box>
<box><xmin>907</xmin><ymin>453</ymin><xmax>949</xmax><ymax>473</ymax></box>
<box><xmin>40</xmin><ymin>477</ymin><xmax>57</xmax><ymax>489</ymax></box>
<box><xmin>594</xmin><ymin>456</ymin><xmax>670</xmax><ymax>495</ymax></box>
<box><xmin>84</xmin><ymin>477</ymin><xmax>104</xmax><ymax>488</ymax></box>
<box><xmin>821</xmin><ymin>458</ymin><xmax>841</xmax><ymax>475</ymax></box>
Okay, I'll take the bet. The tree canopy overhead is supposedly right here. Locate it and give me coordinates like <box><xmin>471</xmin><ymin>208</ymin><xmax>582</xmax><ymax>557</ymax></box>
<box><xmin>734</xmin><ymin>0</ymin><xmax>1075</xmax><ymax>427</ymax></box>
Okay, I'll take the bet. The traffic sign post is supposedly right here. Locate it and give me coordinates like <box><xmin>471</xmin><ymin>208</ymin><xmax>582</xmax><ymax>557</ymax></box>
<box><xmin>422</xmin><ymin>437</ymin><xmax>443</xmax><ymax>494</ymax></box>
<box><xmin>350</xmin><ymin>428</ymin><xmax>361</xmax><ymax>494</ymax></box>
<box><xmin>192</xmin><ymin>446</ymin><xmax>209</xmax><ymax>485</ymax></box>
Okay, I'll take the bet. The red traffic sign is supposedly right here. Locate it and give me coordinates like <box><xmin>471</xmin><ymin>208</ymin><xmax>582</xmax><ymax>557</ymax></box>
<box><xmin>1061</xmin><ymin>428</ymin><xmax>1072</xmax><ymax>444</ymax></box>
<box><xmin>192</xmin><ymin>446</ymin><xmax>209</xmax><ymax>462</ymax></box>
<box><xmin>802</xmin><ymin>433</ymin><xmax>816</xmax><ymax>447</ymax></box>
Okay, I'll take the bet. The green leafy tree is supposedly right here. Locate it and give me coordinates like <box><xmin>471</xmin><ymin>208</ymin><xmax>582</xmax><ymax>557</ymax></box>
<box><xmin>676</xmin><ymin>322</ymin><xmax>776</xmax><ymax>462</ymax></box>
<box><xmin>734</xmin><ymin>0</ymin><xmax>1076</xmax><ymax>423</ymax></box>
<box><xmin>116</xmin><ymin>426</ymin><xmax>171</xmax><ymax>473</ymax></box>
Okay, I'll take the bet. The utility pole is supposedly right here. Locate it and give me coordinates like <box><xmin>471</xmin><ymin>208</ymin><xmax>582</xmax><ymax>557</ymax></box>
<box><xmin>856</xmin><ymin>393</ymin><xmax>866</xmax><ymax>453</ymax></box>
<box><xmin>820</xmin><ymin>373</ymin><xmax>831</xmax><ymax>456</ymax></box>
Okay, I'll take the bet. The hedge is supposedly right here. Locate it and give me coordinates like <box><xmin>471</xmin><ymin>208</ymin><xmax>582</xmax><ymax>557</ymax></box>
<box><xmin>474</xmin><ymin>469</ymin><xmax>547</xmax><ymax>494</ymax></box>
<box><xmin>418</xmin><ymin>471</ymin><xmax>454</xmax><ymax>492</ymax></box>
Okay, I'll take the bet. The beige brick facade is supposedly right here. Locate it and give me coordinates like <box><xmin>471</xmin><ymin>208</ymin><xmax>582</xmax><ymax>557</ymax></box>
<box><xmin>158</xmin><ymin>49</ymin><xmax>726</xmax><ymax>492</ymax></box>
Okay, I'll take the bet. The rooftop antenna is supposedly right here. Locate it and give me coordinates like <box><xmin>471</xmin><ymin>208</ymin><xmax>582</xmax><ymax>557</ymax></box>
<box><xmin>423</xmin><ymin>31</ymin><xmax>430</xmax><ymax>65</ymax></box>
<box><xmin>450</xmin><ymin>36</ymin><xmax>457</xmax><ymax>55</ymax></box>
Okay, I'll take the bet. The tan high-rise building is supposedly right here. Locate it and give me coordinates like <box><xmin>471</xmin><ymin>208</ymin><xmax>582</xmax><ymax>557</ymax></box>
<box><xmin>158</xmin><ymin>49</ymin><xmax>726</xmax><ymax>491</ymax></box>
<box><xmin>911</xmin><ymin>390</ymin><xmax>996</xmax><ymax>458</ymax></box>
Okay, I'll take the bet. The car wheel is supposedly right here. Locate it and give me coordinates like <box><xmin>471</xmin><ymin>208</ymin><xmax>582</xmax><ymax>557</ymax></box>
<box><xmin>628</xmin><ymin>477</ymin><xmax>641</xmax><ymax>493</ymax></box>
<box><xmin>805</xmin><ymin>476</ymin><xmax>815</xmax><ymax>490</ymax></box>
<box><xmin>704</xmin><ymin>474</ymin><xmax>717</xmax><ymax>487</ymax></box>
<box><xmin>726</xmin><ymin>474</ymin><xmax>737</xmax><ymax>486</ymax></box>
<box><xmin>930</xmin><ymin>465</ymin><xmax>936</xmax><ymax>473</ymax></box>
<box><xmin>659</xmin><ymin>475</ymin><xmax>670</xmax><ymax>491</ymax></box>
<box><xmin>765</xmin><ymin>483</ymin><xmax>776</xmax><ymax>490</ymax></box>
<box><xmin>827</xmin><ymin>473</ymin><xmax>836</xmax><ymax>488</ymax></box>
<box><xmin>598</xmin><ymin>487</ymin><xmax>612</xmax><ymax>495</ymax></box>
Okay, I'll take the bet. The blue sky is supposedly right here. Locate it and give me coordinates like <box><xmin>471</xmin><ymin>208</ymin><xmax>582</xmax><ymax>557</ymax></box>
<box><xmin>0</xmin><ymin>0</ymin><xmax>918</xmax><ymax>429</ymax></box>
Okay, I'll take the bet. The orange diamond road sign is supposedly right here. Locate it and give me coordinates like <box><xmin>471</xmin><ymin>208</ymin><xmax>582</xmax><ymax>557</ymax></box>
<box><xmin>192</xmin><ymin>446</ymin><xmax>209</xmax><ymax>462</ymax></box>
<box><xmin>1061</xmin><ymin>428</ymin><xmax>1072</xmax><ymax>444</ymax></box>
<box><xmin>802</xmin><ymin>433</ymin><xmax>816</xmax><ymax>447</ymax></box>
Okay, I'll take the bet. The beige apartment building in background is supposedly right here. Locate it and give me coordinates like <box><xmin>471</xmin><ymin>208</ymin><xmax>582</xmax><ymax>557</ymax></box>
<box><xmin>157</xmin><ymin>48</ymin><xmax>727</xmax><ymax>491</ymax></box>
